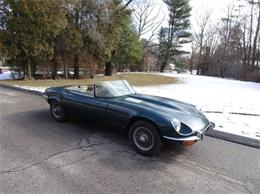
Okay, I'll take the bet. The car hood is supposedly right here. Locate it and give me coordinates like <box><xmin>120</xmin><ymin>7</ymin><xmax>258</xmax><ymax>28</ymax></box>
<box><xmin>123</xmin><ymin>94</ymin><xmax>210</xmax><ymax>131</ymax></box>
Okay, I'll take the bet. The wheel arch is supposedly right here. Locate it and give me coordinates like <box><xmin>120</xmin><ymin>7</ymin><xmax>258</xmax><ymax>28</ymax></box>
<box><xmin>127</xmin><ymin>116</ymin><xmax>163</xmax><ymax>137</ymax></box>
<box><xmin>48</xmin><ymin>95</ymin><xmax>62</xmax><ymax>104</ymax></box>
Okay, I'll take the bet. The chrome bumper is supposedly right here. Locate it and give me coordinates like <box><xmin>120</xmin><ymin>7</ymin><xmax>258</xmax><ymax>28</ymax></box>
<box><xmin>163</xmin><ymin>122</ymin><xmax>215</xmax><ymax>142</ymax></box>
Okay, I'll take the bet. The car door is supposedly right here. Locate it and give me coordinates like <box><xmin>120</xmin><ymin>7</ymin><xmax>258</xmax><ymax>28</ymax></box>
<box><xmin>62</xmin><ymin>89</ymin><xmax>107</xmax><ymax>122</ymax></box>
<box><xmin>105</xmin><ymin>100</ymin><xmax>136</xmax><ymax>130</ymax></box>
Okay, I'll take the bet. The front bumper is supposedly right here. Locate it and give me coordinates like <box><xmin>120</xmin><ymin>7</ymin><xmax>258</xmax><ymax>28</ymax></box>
<box><xmin>163</xmin><ymin>122</ymin><xmax>215</xmax><ymax>141</ymax></box>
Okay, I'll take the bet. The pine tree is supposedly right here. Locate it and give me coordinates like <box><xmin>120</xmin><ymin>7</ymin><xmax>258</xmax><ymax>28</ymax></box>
<box><xmin>159</xmin><ymin>0</ymin><xmax>192</xmax><ymax>72</ymax></box>
<box><xmin>114</xmin><ymin>24</ymin><xmax>143</xmax><ymax>72</ymax></box>
<box><xmin>2</xmin><ymin>0</ymin><xmax>67</xmax><ymax>80</ymax></box>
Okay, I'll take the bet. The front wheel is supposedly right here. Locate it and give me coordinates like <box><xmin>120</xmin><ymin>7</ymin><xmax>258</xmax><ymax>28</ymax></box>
<box><xmin>129</xmin><ymin>121</ymin><xmax>162</xmax><ymax>156</ymax></box>
<box><xmin>50</xmin><ymin>101</ymin><xmax>68</xmax><ymax>122</ymax></box>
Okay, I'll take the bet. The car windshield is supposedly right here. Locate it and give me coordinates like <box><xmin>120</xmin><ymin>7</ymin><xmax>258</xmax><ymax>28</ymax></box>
<box><xmin>95</xmin><ymin>80</ymin><xmax>135</xmax><ymax>98</ymax></box>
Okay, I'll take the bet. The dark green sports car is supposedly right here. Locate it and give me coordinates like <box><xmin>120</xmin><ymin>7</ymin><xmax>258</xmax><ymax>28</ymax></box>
<box><xmin>44</xmin><ymin>80</ymin><xmax>215</xmax><ymax>156</ymax></box>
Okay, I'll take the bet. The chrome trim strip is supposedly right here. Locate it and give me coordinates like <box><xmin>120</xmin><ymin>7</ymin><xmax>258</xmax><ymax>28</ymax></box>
<box><xmin>163</xmin><ymin>122</ymin><xmax>215</xmax><ymax>142</ymax></box>
<box><xmin>163</xmin><ymin>135</ymin><xmax>200</xmax><ymax>141</ymax></box>
<box><xmin>200</xmin><ymin>122</ymin><xmax>213</xmax><ymax>134</ymax></box>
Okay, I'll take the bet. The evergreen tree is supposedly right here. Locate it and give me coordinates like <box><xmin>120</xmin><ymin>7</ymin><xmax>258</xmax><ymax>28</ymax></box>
<box><xmin>101</xmin><ymin>0</ymin><xmax>133</xmax><ymax>76</ymax></box>
<box><xmin>114</xmin><ymin>25</ymin><xmax>143</xmax><ymax>72</ymax></box>
<box><xmin>159</xmin><ymin>0</ymin><xmax>192</xmax><ymax>72</ymax></box>
<box><xmin>2</xmin><ymin>0</ymin><xmax>67</xmax><ymax>79</ymax></box>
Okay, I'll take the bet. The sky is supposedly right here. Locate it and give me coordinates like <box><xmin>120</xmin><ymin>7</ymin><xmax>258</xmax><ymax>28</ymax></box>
<box><xmin>152</xmin><ymin>0</ymin><xmax>235</xmax><ymax>28</ymax></box>
<box><xmin>136</xmin><ymin>0</ymin><xmax>236</xmax><ymax>49</ymax></box>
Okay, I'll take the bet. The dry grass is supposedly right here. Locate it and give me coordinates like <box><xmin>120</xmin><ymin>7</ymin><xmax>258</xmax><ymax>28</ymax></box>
<box><xmin>0</xmin><ymin>73</ymin><xmax>178</xmax><ymax>87</ymax></box>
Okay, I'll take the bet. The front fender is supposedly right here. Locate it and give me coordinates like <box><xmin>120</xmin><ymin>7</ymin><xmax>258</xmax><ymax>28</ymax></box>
<box><xmin>127</xmin><ymin>111</ymin><xmax>174</xmax><ymax>137</ymax></box>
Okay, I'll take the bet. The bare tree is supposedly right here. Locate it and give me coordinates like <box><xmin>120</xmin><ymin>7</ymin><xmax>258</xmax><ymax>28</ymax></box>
<box><xmin>205</xmin><ymin>25</ymin><xmax>220</xmax><ymax>57</ymax></box>
<box><xmin>131</xmin><ymin>0</ymin><xmax>164</xmax><ymax>42</ymax></box>
<box><xmin>121</xmin><ymin>0</ymin><xmax>134</xmax><ymax>10</ymax></box>
<box><xmin>192</xmin><ymin>8</ymin><xmax>212</xmax><ymax>74</ymax></box>
<box><xmin>131</xmin><ymin>0</ymin><xmax>164</xmax><ymax>71</ymax></box>
<box><xmin>217</xmin><ymin>4</ymin><xmax>237</xmax><ymax>77</ymax></box>
<box><xmin>190</xmin><ymin>0</ymin><xmax>260</xmax><ymax>80</ymax></box>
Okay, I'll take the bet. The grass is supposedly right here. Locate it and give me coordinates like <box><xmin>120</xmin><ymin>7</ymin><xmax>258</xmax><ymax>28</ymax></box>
<box><xmin>0</xmin><ymin>73</ymin><xmax>178</xmax><ymax>87</ymax></box>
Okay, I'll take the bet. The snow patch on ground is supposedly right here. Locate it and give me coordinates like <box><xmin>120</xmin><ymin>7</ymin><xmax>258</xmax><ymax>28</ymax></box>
<box><xmin>0</xmin><ymin>71</ymin><xmax>12</xmax><ymax>80</ymax></box>
<box><xmin>0</xmin><ymin>71</ymin><xmax>23</xmax><ymax>80</ymax></box>
<box><xmin>14</xmin><ymin>85</ymin><xmax>47</xmax><ymax>93</ymax></box>
<box><xmin>134</xmin><ymin>73</ymin><xmax>260</xmax><ymax>141</ymax></box>
<box><xmin>10</xmin><ymin>73</ymin><xmax>260</xmax><ymax>141</ymax></box>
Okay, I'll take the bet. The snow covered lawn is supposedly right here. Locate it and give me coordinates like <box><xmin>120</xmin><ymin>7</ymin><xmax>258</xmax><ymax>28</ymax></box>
<box><xmin>9</xmin><ymin>73</ymin><xmax>260</xmax><ymax>141</ymax></box>
<box><xmin>134</xmin><ymin>73</ymin><xmax>260</xmax><ymax>141</ymax></box>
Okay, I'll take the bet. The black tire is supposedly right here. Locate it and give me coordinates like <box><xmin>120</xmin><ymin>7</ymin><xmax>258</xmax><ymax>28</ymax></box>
<box><xmin>50</xmin><ymin>101</ymin><xmax>68</xmax><ymax>122</ymax></box>
<box><xmin>129</xmin><ymin>120</ymin><xmax>162</xmax><ymax>156</ymax></box>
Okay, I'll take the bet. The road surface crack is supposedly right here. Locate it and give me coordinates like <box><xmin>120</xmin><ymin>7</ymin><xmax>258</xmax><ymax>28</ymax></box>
<box><xmin>0</xmin><ymin>132</ymin><xmax>112</xmax><ymax>175</ymax></box>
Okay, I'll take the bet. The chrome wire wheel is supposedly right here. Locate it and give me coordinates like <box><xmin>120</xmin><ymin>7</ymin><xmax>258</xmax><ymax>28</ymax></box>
<box><xmin>133</xmin><ymin>127</ymin><xmax>155</xmax><ymax>151</ymax></box>
<box><xmin>129</xmin><ymin>120</ymin><xmax>162</xmax><ymax>156</ymax></box>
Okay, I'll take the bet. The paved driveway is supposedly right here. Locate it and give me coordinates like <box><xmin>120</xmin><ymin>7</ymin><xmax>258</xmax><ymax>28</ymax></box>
<box><xmin>0</xmin><ymin>86</ymin><xmax>259</xmax><ymax>193</ymax></box>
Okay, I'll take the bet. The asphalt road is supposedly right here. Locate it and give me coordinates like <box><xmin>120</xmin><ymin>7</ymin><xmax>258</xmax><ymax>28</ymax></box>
<box><xmin>0</xmin><ymin>86</ymin><xmax>259</xmax><ymax>193</ymax></box>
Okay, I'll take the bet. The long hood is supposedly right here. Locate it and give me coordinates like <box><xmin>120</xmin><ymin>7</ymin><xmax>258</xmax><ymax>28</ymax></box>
<box><xmin>123</xmin><ymin>94</ymin><xmax>210</xmax><ymax>131</ymax></box>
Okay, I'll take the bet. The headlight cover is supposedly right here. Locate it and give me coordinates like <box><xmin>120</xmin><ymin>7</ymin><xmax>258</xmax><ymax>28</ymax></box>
<box><xmin>171</xmin><ymin>118</ymin><xmax>181</xmax><ymax>133</ymax></box>
<box><xmin>171</xmin><ymin>119</ymin><xmax>193</xmax><ymax>136</ymax></box>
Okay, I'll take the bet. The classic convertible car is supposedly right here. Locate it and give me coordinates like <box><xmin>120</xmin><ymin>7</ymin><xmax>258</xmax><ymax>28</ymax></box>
<box><xmin>44</xmin><ymin>80</ymin><xmax>215</xmax><ymax>156</ymax></box>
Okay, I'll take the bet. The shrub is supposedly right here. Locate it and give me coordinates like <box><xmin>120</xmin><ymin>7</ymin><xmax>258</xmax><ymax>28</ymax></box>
<box><xmin>244</xmin><ymin>70</ymin><xmax>260</xmax><ymax>83</ymax></box>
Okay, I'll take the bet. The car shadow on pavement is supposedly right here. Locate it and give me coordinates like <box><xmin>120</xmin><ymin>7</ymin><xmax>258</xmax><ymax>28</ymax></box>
<box><xmin>3</xmin><ymin>108</ymin><xmax>188</xmax><ymax>165</ymax></box>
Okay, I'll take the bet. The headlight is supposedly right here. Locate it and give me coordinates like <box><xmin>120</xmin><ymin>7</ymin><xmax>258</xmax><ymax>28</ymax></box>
<box><xmin>171</xmin><ymin>118</ymin><xmax>181</xmax><ymax>133</ymax></box>
<box><xmin>171</xmin><ymin>119</ymin><xmax>194</xmax><ymax>136</ymax></box>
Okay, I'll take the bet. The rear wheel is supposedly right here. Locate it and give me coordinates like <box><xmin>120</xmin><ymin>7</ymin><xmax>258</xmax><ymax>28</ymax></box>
<box><xmin>129</xmin><ymin>121</ymin><xmax>162</xmax><ymax>156</ymax></box>
<box><xmin>50</xmin><ymin>101</ymin><xmax>68</xmax><ymax>122</ymax></box>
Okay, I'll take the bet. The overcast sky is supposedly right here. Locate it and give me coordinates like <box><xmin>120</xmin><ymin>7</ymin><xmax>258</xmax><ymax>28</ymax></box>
<box><xmin>154</xmin><ymin>0</ymin><xmax>236</xmax><ymax>28</ymax></box>
<box><xmin>136</xmin><ymin>0</ymin><xmax>238</xmax><ymax>37</ymax></box>
<box><xmin>156</xmin><ymin>0</ymin><xmax>238</xmax><ymax>25</ymax></box>
<box><xmin>136</xmin><ymin>0</ymin><xmax>237</xmax><ymax>50</ymax></box>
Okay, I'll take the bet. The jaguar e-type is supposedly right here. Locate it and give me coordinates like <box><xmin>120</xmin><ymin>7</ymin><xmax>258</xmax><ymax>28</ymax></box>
<box><xmin>44</xmin><ymin>80</ymin><xmax>215</xmax><ymax>156</ymax></box>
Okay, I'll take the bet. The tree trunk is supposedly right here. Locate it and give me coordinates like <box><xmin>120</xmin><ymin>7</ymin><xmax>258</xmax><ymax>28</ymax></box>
<box><xmin>105</xmin><ymin>50</ymin><xmax>116</xmax><ymax>76</ymax></box>
<box><xmin>189</xmin><ymin>56</ymin><xmax>193</xmax><ymax>74</ymax></box>
<box><xmin>63</xmin><ymin>58</ymin><xmax>68</xmax><ymax>79</ymax></box>
<box><xmin>220</xmin><ymin>65</ymin><xmax>224</xmax><ymax>78</ymax></box>
<box><xmin>17</xmin><ymin>65</ymin><xmax>22</xmax><ymax>79</ymax></box>
<box><xmin>247</xmin><ymin>2</ymin><xmax>255</xmax><ymax>69</ymax></box>
<box><xmin>257</xmin><ymin>43</ymin><xmax>260</xmax><ymax>68</ymax></box>
<box><xmin>31</xmin><ymin>59</ymin><xmax>36</xmax><ymax>79</ymax></box>
<box><xmin>23</xmin><ymin>63</ymin><xmax>27</xmax><ymax>80</ymax></box>
<box><xmin>52</xmin><ymin>56</ymin><xmax>58</xmax><ymax>80</ymax></box>
<box><xmin>24</xmin><ymin>60</ymin><xmax>32</xmax><ymax>80</ymax></box>
<box><xmin>89</xmin><ymin>57</ymin><xmax>95</xmax><ymax>79</ymax></box>
<box><xmin>160</xmin><ymin>61</ymin><xmax>167</xmax><ymax>72</ymax></box>
<box><xmin>252</xmin><ymin>3</ymin><xmax>260</xmax><ymax>68</ymax></box>
<box><xmin>104</xmin><ymin>61</ymin><xmax>113</xmax><ymax>76</ymax></box>
<box><xmin>197</xmin><ymin>43</ymin><xmax>203</xmax><ymax>75</ymax></box>
<box><xmin>73</xmin><ymin>54</ymin><xmax>79</xmax><ymax>79</ymax></box>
